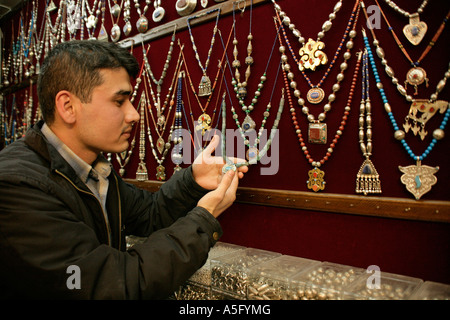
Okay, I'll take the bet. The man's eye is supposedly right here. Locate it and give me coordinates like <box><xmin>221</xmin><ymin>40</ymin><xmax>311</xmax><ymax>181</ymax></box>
<box><xmin>116</xmin><ymin>100</ymin><xmax>125</xmax><ymax>106</ymax></box>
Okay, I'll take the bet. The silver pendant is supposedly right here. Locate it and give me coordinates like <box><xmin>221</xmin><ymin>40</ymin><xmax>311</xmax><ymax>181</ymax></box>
<box><xmin>405</xmin><ymin>67</ymin><xmax>429</xmax><ymax>95</ymax></box>
<box><xmin>98</xmin><ymin>24</ymin><xmax>108</xmax><ymax>41</ymax></box>
<box><xmin>123</xmin><ymin>21</ymin><xmax>132</xmax><ymax>36</ymax></box>
<box><xmin>111</xmin><ymin>4</ymin><xmax>121</xmax><ymax>17</ymax></box>
<box><xmin>136</xmin><ymin>16</ymin><xmax>149</xmax><ymax>33</ymax></box>
<box><xmin>152</xmin><ymin>6</ymin><xmax>165</xmax><ymax>23</ymax></box>
<box><xmin>242</xmin><ymin>114</ymin><xmax>256</xmax><ymax>132</ymax></box>
<box><xmin>399</xmin><ymin>160</ymin><xmax>439</xmax><ymax>200</ymax></box>
<box><xmin>157</xmin><ymin>137</ymin><xmax>165</xmax><ymax>154</ymax></box>
<box><xmin>110</xmin><ymin>24</ymin><xmax>121</xmax><ymax>42</ymax></box>
<box><xmin>403</xmin><ymin>13</ymin><xmax>427</xmax><ymax>46</ymax></box>
<box><xmin>201</xmin><ymin>0</ymin><xmax>208</xmax><ymax>8</ymax></box>
<box><xmin>356</xmin><ymin>159</ymin><xmax>382</xmax><ymax>195</ymax></box>
<box><xmin>198</xmin><ymin>75</ymin><xmax>212</xmax><ymax>97</ymax></box>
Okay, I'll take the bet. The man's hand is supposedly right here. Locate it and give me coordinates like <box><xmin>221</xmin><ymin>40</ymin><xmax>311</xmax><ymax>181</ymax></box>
<box><xmin>192</xmin><ymin>135</ymin><xmax>247</xmax><ymax>190</ymax></box>
<box><xmin>193</xmin><ymin>135</ymin><xmax>248</xmax><ymax>218</ymax></box>
<box><xmin>197</xmin><ymin>169</ymin><xmax>239</xmax><ymax>218</ymax></box>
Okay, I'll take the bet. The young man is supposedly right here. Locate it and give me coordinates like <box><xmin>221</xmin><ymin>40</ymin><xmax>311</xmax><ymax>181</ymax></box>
<box><xmin>0</xmin><ymin>40</ymin><xmax>247</xmax><ymax>299</ymax></box>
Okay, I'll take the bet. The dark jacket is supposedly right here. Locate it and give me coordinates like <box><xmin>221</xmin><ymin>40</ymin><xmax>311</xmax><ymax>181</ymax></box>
<box><xmin>0</xmin><ymin>121</ymin><xmax>222</xmax><ymax>299</ymax></box>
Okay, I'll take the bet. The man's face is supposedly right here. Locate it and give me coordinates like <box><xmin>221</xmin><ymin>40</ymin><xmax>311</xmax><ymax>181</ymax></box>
<box><xmin>75</xmin><ymin>67</ymin><xmax>139</xmax><ymax>157</ymax></box>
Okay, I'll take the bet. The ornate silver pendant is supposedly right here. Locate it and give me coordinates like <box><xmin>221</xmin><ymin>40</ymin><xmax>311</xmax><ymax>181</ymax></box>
<box><xmin>308</xmin><ymin>122</ymin><xmax>327</xmax><ymax>144</ymax></box>
<box><xmin>123</xmin><ymin>21</ymin><xmax>132</xmax><ymax>36</ymax></box>
<box><xmin>403</xmin><ymin>13</ymin><xmax>427</xmax><ymax>46</ymax></box>
<box><xmin>242</xmin><ymin>114</ymin><xmax>256</xmax><ymax>132</ymax></box>
<box><xmin>198</xmin><ymin>75</ymin><xmax>212</xmax><ymax>97</ymax></box>
<box><xmin>136</xmin><ymin>16</ymin><xmax>149</xmax><ymax>33</ymax></box>
<box><xmin>399</xmin><ymin>161</ymin><xmax>439</xmax><ymax>200</ymax></box>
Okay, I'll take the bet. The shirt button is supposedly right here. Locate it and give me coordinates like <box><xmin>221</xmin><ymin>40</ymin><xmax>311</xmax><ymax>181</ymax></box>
<box><xmin>212</xmin><ymin>232</ymin><xmax>219</xmax><ymax>241</ymax></box>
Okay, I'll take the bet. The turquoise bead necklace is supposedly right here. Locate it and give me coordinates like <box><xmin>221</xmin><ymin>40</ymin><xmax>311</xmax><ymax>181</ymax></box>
<box><xmin>362</xmin><ymin>29</ymin><xmax>448</xmax><ymax>199</ymax></box>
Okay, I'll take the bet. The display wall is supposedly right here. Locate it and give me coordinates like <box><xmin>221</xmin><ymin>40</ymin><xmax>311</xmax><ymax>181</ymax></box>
<box><xmin>1</xmin><ymin>0</ymin><xmax>449</xmax><ymax>284</ymax></box>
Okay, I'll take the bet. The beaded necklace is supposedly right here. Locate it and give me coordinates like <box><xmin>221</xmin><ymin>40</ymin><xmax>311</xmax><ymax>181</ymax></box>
<box><xmin>220</xmin><ymin>87</ymin><xmax>285</xmax><ymax>173</ymax></box>
<box><xmin>172</xmin><ymin>71</ymin><xmax>184</xmax><ymax>173</ymax></box>
<box><xmin>361</xmin><ymin>1</ymin><xmax>450</xmax><ymax>141</ymax></box>
<box><xmin>375</xmin><ymin>0</ymin><xmax>450</xmax><ymax>96</ymax></box>
<box><xmin>116</xmin><ymin>47</ymin><xmax>147</xmax><ymax>177</ymax></box>
<box><xmin>276</xmin><ymin>7</ymin><xmax>362</xmax><ymax>191</ymax></box>
<box><xmin>141</xmin><ymin>25</ymin><xmax>177</xmax><ymax>132</ymax></box>
<box><xmin>186</xmin><ymin>8</ymin><xmax>221</xmax><ymax>97</ymax></box>
<box><xmin>362</xmin><ymin>28</ymin><xmax>449</xmax><ymax>200</ymax></box>
<box><xmin>231</xmin><ymin>0</ymin><xmax>254</xmax><ymax>101</ymax></box>
<box><xmin>271</xmin><ymin>0</ymin><xmax>345</xmax><ymax>72</ymax></box>
<box><xmin>178</xmin><ymin>23</ymin><xmax>233</xmax><ymax>137</ymax></box>
<box><xmin>218</xmin><ymin>21</ymin><xmax>284</xmax><ymax>163</ymax></box>
<box><xmin>274</xmin><ymin>1</ymin><xmax>360</xmax><ymax>146</ymax></box>
<box><xmin>382</xmin><ymin>0</ymin><xmax>429</xmax><ymax>45</ymax></box>
<box><xmin>356</xmin><ymin>49</ymin><xmax>382</xmax><ymax>195</ymax></box>
<box><xmin>134</xmin><ymin>0</ymin><xmax>152</xmax><ymax>33</ymax></box>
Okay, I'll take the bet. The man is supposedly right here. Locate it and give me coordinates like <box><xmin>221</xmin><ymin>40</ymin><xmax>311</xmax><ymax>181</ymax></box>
<box><xmin>0</xmin><ymin>40</ymin><xmax>247</xmax><ymax>299</ymax></box>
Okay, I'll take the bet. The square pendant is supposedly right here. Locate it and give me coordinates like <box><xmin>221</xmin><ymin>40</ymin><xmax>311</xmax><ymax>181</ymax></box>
<box><xmin>308</xmin><ymin>123</ymin><xmax>327</xmax><ymax>144</ymax></box>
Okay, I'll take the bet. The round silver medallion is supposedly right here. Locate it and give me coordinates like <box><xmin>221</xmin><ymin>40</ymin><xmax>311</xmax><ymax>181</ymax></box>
<box><xmin>406</xmin><ymin>67</ymin><xmax>427</xmax><ymax>86</ymax></box>
<box><xmin>152</xmin><ymin>6</ymin><xmax>165</xmax><ymax>23</ymax></box>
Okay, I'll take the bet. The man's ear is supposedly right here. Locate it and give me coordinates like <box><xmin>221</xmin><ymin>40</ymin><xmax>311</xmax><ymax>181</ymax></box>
<box><xmin>55</xmin><ymin>90</ymin><xmax>77</xmax><ymax>124</ymax></box>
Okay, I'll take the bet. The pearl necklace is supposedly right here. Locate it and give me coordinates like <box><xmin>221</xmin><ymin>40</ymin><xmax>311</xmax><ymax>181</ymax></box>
<box><xmin>271</xmin><ymin>0</ymin><xmax>344</xmax><ymax>72</ymax></box>
<box><xmin>362</xmin><ymin>29</ymin><xmax>449</xmax><ymax>200</ymax></box>
<box><xmin>382</xmin><ymin>0</ymin><xmax>429</xmax><ymax>45</ymax></box>
<box><xmin>362</xmin><ymin>1</ymin><xmax>450</xmax><ymax>141</ymax></box>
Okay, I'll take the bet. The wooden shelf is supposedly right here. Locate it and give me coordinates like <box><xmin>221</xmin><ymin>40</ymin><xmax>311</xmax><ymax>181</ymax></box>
<box><xmin>125</xmin><ymin>179</ymin><xmax>450</xmax><ymax>223</ymax></box>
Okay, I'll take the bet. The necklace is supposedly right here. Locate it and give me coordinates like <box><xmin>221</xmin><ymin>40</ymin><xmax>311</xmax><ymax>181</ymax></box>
<box><xmin>219</xmin><ymin>17</ymin><xmax>284</xmax><ymax>162</ymax></box>
<box><xmin>231</xmin><ymin>0</ymin><xmax>254</xmax><ymax>101</ymax></box>
<box><xmin>172</xmin><ymin>71</ymin><xmax>185</xmax><ymax>173</ymax></box>
<box><xmin>136</xmin><ymin>92</ymin><xmax>149</xmax><ymax>181</ymax></box>
<box><xmin>143</xmin><ymin>42</ymin><xmax>183</xmax><ymax>155</ymax></box>
<box><xmin>277</xmin><ymin>10</ymin><xmax>363</xmax><ymax>191</ymax></box>
<box><xmin>134</xmin><ymin>0</ymin><xmax>152</xmax><ymax>33</ymax></box>
<box><xmin>220</xmin><ymin>86</ymin><xmax>285</xmax><ymax>173</ymax></box>
<box><xmin>363</xmin><ymin>28</ymin><xmax>448</xmax><ymax>200</ymax></box>
<box><xmin>382</xmin><ymin>0</ymin><xmax>429</xmax><ymax>45</ymax></box>
<box><xmin>362</xmin><ymin>1</ymin><xmax>450</xmax><ymax>141</ymax></box>
<box><xmin>273</xmin><ymin>0</ymin><xmax>360</xmax><ymax>109</ymax></box>
<box><xmin>375</xmin><ymin>0</ymin><xmax>450</xmax><ymax>96</ymax></box>
<box><xmin>274</xmin><ymin>1</ymin><xmax>360</xmax><ymax>145</ymax></box>
<box><xmin>356</xmin><ymin>49</ymin><xmax>382</xmax><ymax>195</ymax></box>
<box><xmin>107</xmin><ymin>0</ymin><xmax>124</xmax><ymax>42</ymax></box>
<box><xmin>186</xmin><ymin>8</ymin><xmax>221</xmax><ymax>97</ymax></box>
<box><xmin>122</xmin><ymin>0</ymin><xmax>132</xmax><ymax>36</ymax></box>
<box><xmin>271</xmin><ymin>0</ymin><xmax>345</xmax><ymax>72</ymax></box>
<box><xmin>179</xmin><ymin>23</ymin><xmax>233</xmax><ymax>137</ymax></box>
<box><xmin>141</xmin><ymin>25</ymin><xmax>177</xmax><ymax>131</ymax></box>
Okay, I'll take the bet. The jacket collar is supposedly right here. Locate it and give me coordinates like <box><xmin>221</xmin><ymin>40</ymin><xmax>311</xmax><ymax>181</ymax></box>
<box><xmin>24</xmin><ymin>120</ymin><xmax>91</xmax><ymax>191</ymax></box>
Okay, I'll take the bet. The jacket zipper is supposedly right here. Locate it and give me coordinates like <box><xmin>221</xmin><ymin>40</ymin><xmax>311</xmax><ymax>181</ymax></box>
<box><xmin>113</xmin><ymin>174</ymin><xmax>122</xmax><ymax>250</ymax></box>
<box><xmin>55</xmin><ymin>169</ymin><xmax>112</xmax><ymax>247</ymax></box>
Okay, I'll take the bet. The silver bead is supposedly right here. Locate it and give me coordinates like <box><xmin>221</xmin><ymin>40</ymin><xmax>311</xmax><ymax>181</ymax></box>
<box><xmin>394</xmin><ymin>130</ymin><xmax>405</xmax><ymax>140</ymax></box>
<box><xmin>433</xmin><ymin>129</ymin><xmax>445</xmax><ymax>140</ymax></box>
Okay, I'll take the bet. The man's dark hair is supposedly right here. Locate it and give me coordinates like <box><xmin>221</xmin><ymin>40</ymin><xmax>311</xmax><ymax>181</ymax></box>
<box><xmin>37</xmin><ymin>40</ymin><xmax>139</xmax><ymax>124</ymax></box>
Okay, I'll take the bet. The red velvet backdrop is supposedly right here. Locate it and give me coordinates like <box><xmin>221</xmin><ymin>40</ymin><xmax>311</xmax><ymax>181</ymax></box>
<box><xmin>1</xmin><ymin>0</ymin><xmax>449</xmax><ymax>283</ymax></box>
